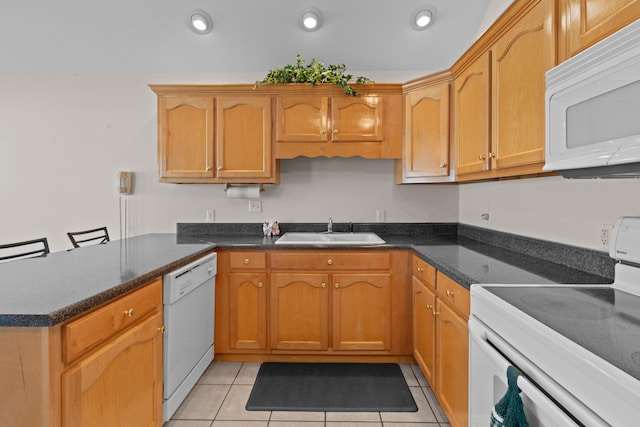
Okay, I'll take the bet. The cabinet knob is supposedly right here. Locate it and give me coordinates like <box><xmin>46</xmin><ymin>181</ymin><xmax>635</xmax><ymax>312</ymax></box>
<box><xmin>217</xmin><ymin>166</ymin><xmax>223</xmax><ymax>171</ymax></box>
<box><xmin>335</xmin><ymin>283</ymin><xmax>340</xmax><ymax>289</ymax></box>
<box><xmin>488</xmin><ymin>152</ymin><xmax>495</xmax><ymax>158</ymax></box>
<box><xmin>440</xmin><ymin>163</ymin><xmax>447</xmax><ymax>168</ymax></box>
<box><xmin>321</xmin><ymin>282</ymin><xmax>327</xmax><ymax>288</ymax></box>
<box><xmin>446</xmin><ymin>289</ymin><xmax>454</xmax><ymax>297</ymax></box>
<box><xmin>257</xmin><ymin>282</ymin><xmax>264</xmax><ymax>288</ymax></box>
<box><xmin>123</xmin><ymin>308</ymin><xmax>134</xmax><ymax>317</ymax></box>
<box><xmin>432</xmin><ymin>308</ymin><xmax>440</xmax><ymax>317</ymax></box>
<box><xmin>426</xmin><ymin>304</ymin><xmax>433</xmax><ymax>310</ymax></box>
<box><xmin>206</xmin><ymin>166</ymin><xmax>212</xmax><ymax>171</ymax></box>
<box><xmin>158</xmin><ymin>325</ymin><xmax>165</xmax><ymax>334</ymax></box>
<box><xmin>244</xmin><ymin>258</ymin><xmax>250</xmax><ymax>264</ymax></box>
<box><xmin>417</xmin><ymin>267</ymin><xmax>423</xmax><ymax>272</ymax></box>
<box><xmin>321</xmin><ymin>129</ymin><xmax>327</xmax><ymax>135</ymax></box>
<box><xmin>327</xmin><ymin>259</ymin><xmax>333</xmax><ymax>265</ymax></box>
<box><xmin>333</xmin><ymin>129</ymin><xmax>338</xmax><ymax>134</ymax></box>
<box><xmin>478</xmin><ymin>154</ymin><xmax>486</xmax><ymax>160</ymax></box>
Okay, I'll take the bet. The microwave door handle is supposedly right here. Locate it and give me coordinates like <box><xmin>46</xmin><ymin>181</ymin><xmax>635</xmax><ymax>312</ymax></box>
<box><xmin>470</xmin><ymin>318</ymin><xmax>608</xmax><ymax>427</ymax></box>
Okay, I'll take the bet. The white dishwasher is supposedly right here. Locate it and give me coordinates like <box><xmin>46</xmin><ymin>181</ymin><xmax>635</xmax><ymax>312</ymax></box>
<box><xmin>163</xmin><ymin>252</ymin><xmax>216</xmax><ymax>421</ymax></box>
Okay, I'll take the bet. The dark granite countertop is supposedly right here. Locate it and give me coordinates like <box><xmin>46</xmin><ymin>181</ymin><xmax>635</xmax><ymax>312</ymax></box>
<box><xmin>0</xmin><ymin>234</ymin><xmax>213</xmax><ymax>327</ymax></box>
<box><xmin>1</xmin><ymin>223</ymin><xmax>613</xmax><ymax>327</ymax></box>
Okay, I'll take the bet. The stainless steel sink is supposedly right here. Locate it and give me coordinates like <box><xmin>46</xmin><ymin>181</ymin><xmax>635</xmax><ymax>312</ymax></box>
<box><xmin>274</xmin><ymin>232</ymin><xmax>386</xmax><ymax>245</ymax></box>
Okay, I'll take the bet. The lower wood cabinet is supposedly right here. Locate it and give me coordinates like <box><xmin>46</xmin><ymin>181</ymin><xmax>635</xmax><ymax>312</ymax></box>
<box><xmin>270</xmin><ymin>252</ymin><xmax>393</xmax><ymax>353</ymax></box>
<box><xmin>0</xmin><ymin>278</ymin><xmax>164</xmax><ymax>427</ymax></box>
<box><xmin>215</xmin><ymin>249</ymin><xmax>411</xmax><ymax>358</ymax></box>
<box><xmin>61</xmin><ymin>311</ymin><xmax>163</xmax><ymax>427</ymax></box>
<box><xmin>412</xmin><ymin>255</ymin><xmax>469</xmax><ymax>427</ymax></box>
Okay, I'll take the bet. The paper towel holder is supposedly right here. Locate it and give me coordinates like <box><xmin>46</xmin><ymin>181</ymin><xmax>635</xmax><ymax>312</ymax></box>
<box><xmin>224</xmin><ymin>183</ymin><xmax>265</xmax><ymax>193</ymax></box>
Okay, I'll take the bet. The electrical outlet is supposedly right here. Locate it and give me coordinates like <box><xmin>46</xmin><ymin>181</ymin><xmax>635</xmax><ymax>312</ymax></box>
<box><xmin>599</xmin><ymin>223</ymin><xmax>613</xmax><ymax>250</ymax></box>
<box><xmin>206</xmin><ymin>209</ymin><xmax>215</xmax><ymax>223</ymax></box>
<box><xmin>249</xmin><ymin>200</ymin><xmax>262</xmax><ymax>213</ymax></box>
<box><xmin>376</xmin><ymin>209</ymin><xmax>385</xmax><ymax>223</ymax></box>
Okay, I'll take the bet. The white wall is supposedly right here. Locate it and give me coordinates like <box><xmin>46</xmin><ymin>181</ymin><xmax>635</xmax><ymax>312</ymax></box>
<box><xmin>475</xmin><ymin>0</ymin><xmax>516</xmax><ymax>39</ymax></box>
<box><xmin>0</xmin><ymin>73</ymin><xmax>459</xmax><ymax>252</ymax></box>
<box><xmin>458</xmin><ymin>176</ymin><xmax>640</xmax><ymax>250</ymax></box>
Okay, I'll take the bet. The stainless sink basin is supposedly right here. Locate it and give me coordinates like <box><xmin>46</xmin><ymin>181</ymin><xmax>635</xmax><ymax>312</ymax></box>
<box><xmin>274</xmin><ymin>232</ymin><xmax>386</xmax><ymax>245</ymax></box>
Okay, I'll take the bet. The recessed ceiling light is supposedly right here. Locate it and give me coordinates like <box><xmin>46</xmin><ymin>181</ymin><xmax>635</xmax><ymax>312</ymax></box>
<box><xmin>188</xmin><ymin>9</ymin><xmax>213</xmax><ymax>34</ymax></box>
<box><xmin>411</xmin><ymin>7</ymin><xmax>435</xmax><ymax>31</ymax></box>
<box><xmin>301</xmin><ymin>8</ymin><xmax>322</xmax><ymax>32</ymax></box>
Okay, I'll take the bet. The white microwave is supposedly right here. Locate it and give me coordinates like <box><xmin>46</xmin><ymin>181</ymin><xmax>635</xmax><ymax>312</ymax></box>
<box><xmin>545</xmin><ymin>19</ymin><xmax>640</xmax><ymax>178</ymax></box>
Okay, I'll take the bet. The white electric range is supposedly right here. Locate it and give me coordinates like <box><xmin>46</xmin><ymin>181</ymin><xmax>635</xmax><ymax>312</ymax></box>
<box><xmin>470</xmin><ymin>216</ymin><xmax>640</xmax><ymax>426</ymax></box>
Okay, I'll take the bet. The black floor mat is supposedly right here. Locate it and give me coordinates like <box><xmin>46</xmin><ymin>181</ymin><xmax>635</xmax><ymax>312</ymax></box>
<box><xmin>245</xmin><ymin>362</ymin><xmax>418</xmax><ymax>412</ymax></box>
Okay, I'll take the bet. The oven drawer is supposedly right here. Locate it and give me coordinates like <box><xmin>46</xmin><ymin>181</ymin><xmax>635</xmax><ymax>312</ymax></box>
<box><xmin>63</xmin><ymin>279</ymin><xmax>162</xmax><ymax>362</ymax></box>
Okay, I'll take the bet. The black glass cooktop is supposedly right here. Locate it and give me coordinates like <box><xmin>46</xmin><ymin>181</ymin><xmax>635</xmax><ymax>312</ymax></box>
<box><xmin>486</xmin><ymin>286</ymin><xmax>640</xmax><ymax>382</ymax></box>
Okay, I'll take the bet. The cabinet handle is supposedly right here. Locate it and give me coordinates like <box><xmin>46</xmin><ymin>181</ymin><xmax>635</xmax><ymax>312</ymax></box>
<box><xmin>478</xmin><ymin>154</ymin><xmax>486</xmax><ymax>160</ymax></box>
<box><xmin>335</xmin><ymin>283</ymin><xmax>340</xmax><ymax>289</ymax></box>
<box><xmin>321</xmin><ymin>282</ymin><xmax>327</xmax><ymax>288</ymax></box>
<box><xmin>244</xmin><ymin>258</ymin><xmax>250</xmax><ymax>265</ymax></box>
<box><xmin>327</xmin><ymin>259</ymin><xmax>333</xmax><ymax>265</ymax></box>
<box><xmin>158</xmin><ymin>325</ymin><xmax>165</xmax><ymax>334</ymax></box>
<box><xmin>257</xmin><ymin>282</ymin><xmax>264</xmax><ymax>288</ymax></box>
<box><xmin>123</xmin><ymin>308</ymin><xmax>134</xmax><ymax>317</ymax></box>
<box><xmin>446</xmin><ymin>289</ymin><xmax>454</xmax><ymax>297</ymax></box>
<box><xmin>440</xmin><ymin>163</ymin><xmax>447</xmax><ymax>168</ymax></box>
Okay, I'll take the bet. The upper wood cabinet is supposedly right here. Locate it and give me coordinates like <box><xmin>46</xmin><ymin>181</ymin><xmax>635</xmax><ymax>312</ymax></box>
<box><xmin>216</xmin><ymin>96</ymin><xmax>273</xmax><ymax>180</ymax></box>
<box><xmin>491</xmin><ymin>0</ymin><xmax>553</xmax><ymax>171</ymax></box>
<box><xmin>150</xmin><ymin>85</ymin><xmax>278</xmax><ymax>184</ymax></box>
<box><xmin>454</xmin><ymin>52</ymin><xmax>491</xmax><ymax>176</ymax></box>
<box><xmin>268</xmin><ymin>84</ymin><xmax>402</xmax><ymax>159</ymax></box>
<box><xmin>558</xmin><ymin>0</ymin><xmax>640</xmax><ymax>62</ymax></box>
<box><xmin>157</xmin><ymin>96</ymin><xmax>215</xmax><ymax>180</ymax></box>
<box><xmin>452</xmin><ymin>0</ymin><xmax>555</xmax><ymax>181</ymax></box>
<box><xmin>397</xmin><ymin>74</ymin><xmax>452</xmax><ymax>183</ymax></box>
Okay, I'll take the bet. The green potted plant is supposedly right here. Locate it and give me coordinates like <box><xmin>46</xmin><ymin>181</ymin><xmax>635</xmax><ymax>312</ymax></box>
<box><xmin>254</xmin><ymin>54</ymin><xmax>373</xmax><ymax>96</ymax></box>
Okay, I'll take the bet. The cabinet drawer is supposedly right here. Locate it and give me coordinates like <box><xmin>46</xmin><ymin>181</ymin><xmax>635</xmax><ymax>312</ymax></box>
<box><xmin>63</xmin><ymin>279</ymin><xmax>162</xmax><ymax>362</ymax></box>
<box><xmin>229</xmin><ymin>251</ymin><xmax>267</xmax><ymax>270</ymax></box>
<box><xmin>436</xmin><ymin>272</ymin><xmax>470</xmax><ymax>318</ymax></box>
<box><xmin>413</xmin><ymin>256</ymin><xmax>436</xmax><ymax>289</ymax></box>
<box><xmin>270</xmin><ymin>251</ymin><xmax>391</xmax><ymax>270</ymax></box>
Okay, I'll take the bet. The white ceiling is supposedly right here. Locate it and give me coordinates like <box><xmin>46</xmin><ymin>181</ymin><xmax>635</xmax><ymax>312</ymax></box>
<box><xmin>1</xmin><ymin>0</ymin><xmax>499</xmax><ymax>81</ymax></box>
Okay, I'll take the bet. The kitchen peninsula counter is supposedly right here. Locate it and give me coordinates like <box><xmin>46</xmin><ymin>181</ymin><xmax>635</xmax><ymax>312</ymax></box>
<box><xmin>0</xmin><ymin>234</ymin><xmax>213</xmax><ymax>327</ymax></box>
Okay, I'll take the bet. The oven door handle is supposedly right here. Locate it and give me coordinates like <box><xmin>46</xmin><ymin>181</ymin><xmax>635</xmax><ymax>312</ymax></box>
<box><xmin>469</xmin><ymin>318</ymin><xmax>608</xmax><ymax>427</ymax></box>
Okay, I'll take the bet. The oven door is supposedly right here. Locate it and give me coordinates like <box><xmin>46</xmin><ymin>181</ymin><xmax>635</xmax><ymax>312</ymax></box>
<box><xmin>469</xmin><ymin>317</ymin><xmax>606</xmax><ymax>427</ymax></box>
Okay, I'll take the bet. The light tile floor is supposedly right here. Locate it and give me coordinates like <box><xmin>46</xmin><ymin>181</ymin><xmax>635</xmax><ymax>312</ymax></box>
<box><xmin>166</xmin><ymin>361</ymin><xmax>451</xmax><ymax>427</ymax></box>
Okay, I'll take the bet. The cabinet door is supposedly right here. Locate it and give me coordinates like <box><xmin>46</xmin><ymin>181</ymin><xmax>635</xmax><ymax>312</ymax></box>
<box><xmin>332</xmin><ymin>273</ymin><xmax>391</xmax><ymax>351</ymax></box>
<box><xmin>560</xmin><ymin>0</ymin><xmax>640</xmax><ymax>60</ymax></box>
<box><xmin>229</xmin><ymin>273</ymin><xmax>267</xmax><ymax>350</ymax></box>
<box><xmin>62</xmin><ymin>311</ymin><xmax>163</xmax><ymax>427</ymax></box>
<box><xmin>412</xmin><ymin>277</ymin><xmax>436</xmax><ymax>387</ymax></box>
<box><xmin>270</xmin><ymin>273</ymin><xmax>330</xmax><ymax>351</ymax></box>
<box><xmin>436</xmin><ymin>300</ymin><xmax>468</xmax><ymax>427</ymax></box>
<box><xmin>158</xmin><ymin>96</ymin><xmax>215</xmax><ymax>178</ymax></box>
<box><xmin>331</xmin><ymin>96</ymin><xmax>384</xmax><ymax>142</ymax></box>
<box><xmin>454</xmin><ymin>52</ymin><xmax>491</xmax><ymax>176</ymax></box>
<box><xmin>216</xmin><ymin>96</ymin><xmax>272</xmax><ymax>179</ymax></box>
<box><xmin>276</xmin><ymin>96</ymin><xmax>329</xmax><ymax>142</ymax></box>
<box><xmin>491</xmin><ymin>0</ymin><xmax>553</xmax><ymax>170</ymax></box>
<box><xmin>404</xmin><ymin>84</ymin><xmax>450</xmax><ymax>178</ymax></box>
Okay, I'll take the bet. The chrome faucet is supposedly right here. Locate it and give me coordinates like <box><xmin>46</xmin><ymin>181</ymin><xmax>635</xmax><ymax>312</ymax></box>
<box><xmin>328</xmin><ymin>217</ymin><xmax>333</xmax><ymax>233</ymax></box>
